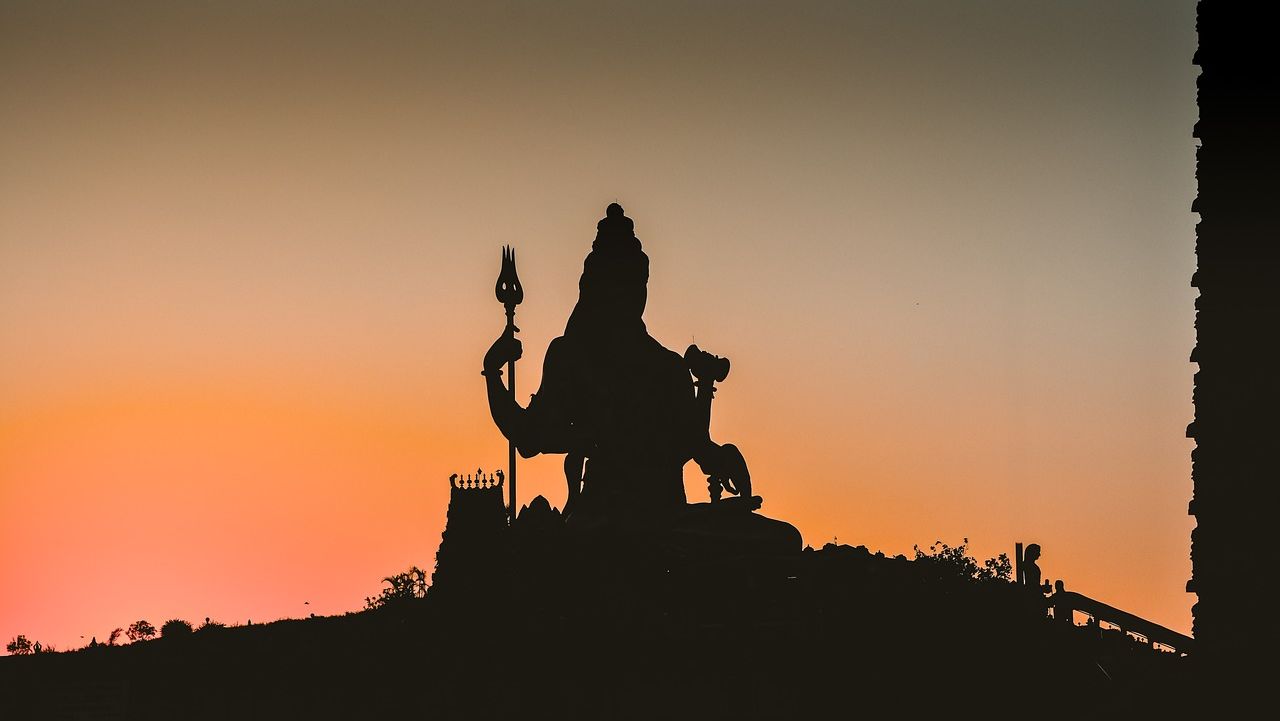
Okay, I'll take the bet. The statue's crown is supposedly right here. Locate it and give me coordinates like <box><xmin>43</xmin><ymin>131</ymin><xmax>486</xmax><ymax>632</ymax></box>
<box><xmin>593</xmin><ymin>203</ymin><xmax>639</xmax><ymax>251</ymax></box>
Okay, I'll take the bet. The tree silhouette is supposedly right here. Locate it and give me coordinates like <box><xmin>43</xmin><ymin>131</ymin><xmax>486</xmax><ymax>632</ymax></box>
<box><xmin>913</xmin><ymin>538</ymin><xmax>1012</xmax><ymax>583</ymax></box>
<box><xmin>107</xmin><ymin>627</ymin><xmax>123</xmax><ymax>646</ymax></box>
<box><xmin>365</xmin><ymin>566</ymin><xmax>429</xmax><ymax>610</ymax></box>
<box><xmin>126</xmin><ymin>620</ymin><xmax>157</xmax><ymax>642</ymax></box>
<box><xmin>6</xmin><ymin>635</ymin><xmax>33</xmax><ymax>655</ymax></box>
<box><xmin>979</xmin><ymin>552</ymin><xmax>1013</xmax><ymax>582</ymax></box>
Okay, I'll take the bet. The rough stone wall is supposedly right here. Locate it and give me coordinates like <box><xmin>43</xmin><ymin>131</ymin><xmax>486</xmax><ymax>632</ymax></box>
<box><xmin>1189</xmin><ymin>2</ymin><xmax>1280</xmax><ymax>665</ymax></box>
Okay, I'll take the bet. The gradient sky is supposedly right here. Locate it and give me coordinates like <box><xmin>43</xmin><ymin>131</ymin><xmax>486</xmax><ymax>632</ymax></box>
<box><xmin>1</xmin><ymin>1</ymin><xmax>1197</xmax><ymax>649</ymax></box>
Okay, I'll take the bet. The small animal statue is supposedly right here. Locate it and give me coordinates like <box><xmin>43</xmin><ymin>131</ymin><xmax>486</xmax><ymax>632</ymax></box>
<box><xmin>685</xmin><ymin>344</ymin><xmax>752</xmax><ymax>503</ymax></box>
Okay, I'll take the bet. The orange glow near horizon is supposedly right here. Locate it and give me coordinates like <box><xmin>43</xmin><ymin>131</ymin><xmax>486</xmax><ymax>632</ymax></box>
<box><xmin>2</xmin><ymin>1</ymin><xmax>1197</xmax><ymax>650</ymax></box>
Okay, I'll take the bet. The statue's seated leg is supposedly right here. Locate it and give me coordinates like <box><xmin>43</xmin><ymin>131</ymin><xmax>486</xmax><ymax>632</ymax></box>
<box><xmin>667</xmin><ymin>505</ymin><xmax>803</xmax><ymax>558</ymax></box>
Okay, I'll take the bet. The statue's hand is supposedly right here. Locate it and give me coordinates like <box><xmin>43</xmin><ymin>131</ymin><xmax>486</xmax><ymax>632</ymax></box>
<box><xmin>698</xmin><ymin>443</ymin><xmax>751</xmax><ymax>500</ymax></box>
<box><xmin>483</xmin><ymin>334</ymin><xmax>522</xmax><ymax>374</ymax></box>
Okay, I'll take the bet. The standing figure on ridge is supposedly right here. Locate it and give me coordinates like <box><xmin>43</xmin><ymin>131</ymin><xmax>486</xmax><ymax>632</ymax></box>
<box><xmin>482</xmin><ymin>203</ymin><xmax>800</xmax><ymax>555</ymax></box>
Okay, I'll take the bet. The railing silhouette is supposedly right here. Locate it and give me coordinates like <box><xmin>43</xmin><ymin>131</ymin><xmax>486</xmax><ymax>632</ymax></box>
<box><xmin>1051</xmin><ymin>588</ymin><xmax>1194</xmax><ymax>655</ymax></box>
<box><xmin>1016</xmin><ymin>541</ymin><xmax>1193</xmax><ymax>656</ymax></box>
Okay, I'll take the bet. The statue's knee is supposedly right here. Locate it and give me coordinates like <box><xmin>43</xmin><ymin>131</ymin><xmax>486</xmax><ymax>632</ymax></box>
<box><xmin>753</xmin><ymin>514</ymin><xmax>802</xmax><ymax>553</ymax></box>
<box><xmin>778</xmin><ymin>521</ymin><xmax>803</xmax><ymax>552</ymax></box>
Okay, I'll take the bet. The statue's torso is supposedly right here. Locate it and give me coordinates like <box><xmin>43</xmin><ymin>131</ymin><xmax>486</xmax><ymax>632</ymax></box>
<box><xmin>532</xmin><ymin>333</ymin><xmax>697</xmax><ymax>514</ymax></box>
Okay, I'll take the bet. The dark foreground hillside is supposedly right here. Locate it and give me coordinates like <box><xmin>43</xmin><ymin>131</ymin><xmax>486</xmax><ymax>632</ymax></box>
<box><xmin>1</xmin><ymin>544</ymin><xmax>1195</xmax><ymax>720</ymax></box>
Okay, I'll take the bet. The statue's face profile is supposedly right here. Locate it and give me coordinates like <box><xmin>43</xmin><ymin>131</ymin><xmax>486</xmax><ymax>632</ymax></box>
<box><xmin>602</xmin><ymin>279</ymin><xmax>646</xmax><ymax>321</ymax></box>
<box><xmin>578</xmin><ymin>270</ymin><xmax>647</xmax><ymax>328</ymax></box>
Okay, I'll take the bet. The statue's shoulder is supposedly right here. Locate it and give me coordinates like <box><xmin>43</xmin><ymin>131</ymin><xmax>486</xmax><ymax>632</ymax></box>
<box><xmin>657</xmin><ymin>343</ymin><xmax>687</xmax><ymax>367</ymax></box>
<box><xmin>544</xmin><ymin>335</ymin><xmax>576</xmax><ymax>364</ymax></box>
<box><xmin>544</xmin><ymin>334</ymin><xmax>602</xmax><ymax>369</ymax></box>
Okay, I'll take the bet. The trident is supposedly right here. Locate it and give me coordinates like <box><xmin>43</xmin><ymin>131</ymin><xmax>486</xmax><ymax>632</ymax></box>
<box><xmin>495</xmin><ymin>246</ymin><xmax>523</xmax><ymax>523</ymax></box>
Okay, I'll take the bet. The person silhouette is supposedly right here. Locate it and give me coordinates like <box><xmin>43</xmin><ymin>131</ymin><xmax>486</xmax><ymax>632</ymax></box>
<box><xmin>483</xmin><ymin>203</ymin><xmax>800</xmax><ymax>554</ymax></box>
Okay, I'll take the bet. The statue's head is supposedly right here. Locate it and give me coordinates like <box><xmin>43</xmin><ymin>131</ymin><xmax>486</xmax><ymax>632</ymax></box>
<box><xmin>1025</xmin><ymin>543</ymin><xmax>1041</xmax><ymax>563</ymax></box>
<box><xmin>566</xmin><ymin>203</ymin><xmax>650</xmax><ymax>337</ymax></box>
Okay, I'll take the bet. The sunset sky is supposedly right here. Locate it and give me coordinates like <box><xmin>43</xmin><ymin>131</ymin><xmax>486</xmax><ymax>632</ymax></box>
<box><xmin>1</xmin><ymin>1</ymin><xmax>1197</xmax><ymax>650</ymax></box>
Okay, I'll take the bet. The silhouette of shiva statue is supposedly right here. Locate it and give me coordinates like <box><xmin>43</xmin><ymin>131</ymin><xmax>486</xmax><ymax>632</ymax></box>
<box><xmin>483</xmin><ymin>203</ymin><xmax>801</xmax><ymax>557</ymax></box>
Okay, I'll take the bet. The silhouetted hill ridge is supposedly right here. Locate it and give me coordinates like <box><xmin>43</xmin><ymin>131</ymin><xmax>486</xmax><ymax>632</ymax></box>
<box><xmin>1</xmin><ymin>543</ymin><xmax>1194</xmax><ymax>720</ymax></box>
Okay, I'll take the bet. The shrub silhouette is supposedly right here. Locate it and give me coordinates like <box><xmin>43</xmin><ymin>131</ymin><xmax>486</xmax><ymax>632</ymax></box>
<box><xmin>196</xmin><ymin>617</ymin><xmax>225</xmax><ymax>632</ymax></box>
<box><xmin>107</xmin><ymin>627</ymin><xmax>123</xmax><ymax>646</ymax></box>
<box><xmin>161</xmin><ymin>619</ymin><xmax>194</xmax><ymax>638</ymax></box>
<box><xmin>126</xmin><ymin>620</ymin><xmax>157</xmax><ymax>642</ymax></box>
<box><xmin>6</xmin><ymin>635</ymin><xmax>33</xmax><ymax>655</ymax></box>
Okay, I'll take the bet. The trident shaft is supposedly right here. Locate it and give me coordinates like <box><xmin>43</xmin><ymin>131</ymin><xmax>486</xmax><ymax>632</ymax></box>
<box><xmin>495</xmin><ymin>246</ymin><xmax>523</xmax><ymax>523</ymax></box>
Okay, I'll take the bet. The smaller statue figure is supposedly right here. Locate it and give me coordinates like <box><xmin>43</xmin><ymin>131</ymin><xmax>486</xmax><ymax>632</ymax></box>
<box><xmin>1024</xmin><ymin>545</ymin><xmax>1044</xmax><ymax>594</ymax></box>
<box><xmin>1024</xmin><ymin>543</ymin><xmax>1043</xmax><ymax>589</ymax></box>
